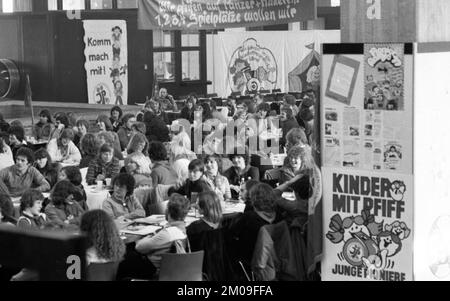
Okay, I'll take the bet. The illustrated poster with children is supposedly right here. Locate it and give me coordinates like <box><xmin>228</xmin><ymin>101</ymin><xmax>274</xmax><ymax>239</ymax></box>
<box><xmin>321</xmin><ymin>167</ymin><xmax>413</xmax><ymax>281</ymax></box>
<box><xmin>364</xmin><ymin>44</ymin><xmax>404</xmax><ymax>111</ymax></box>
<box><xmin>83</xmin><ymin>20</ymin><xmax>128</xmax><ymax>105</ymax></box>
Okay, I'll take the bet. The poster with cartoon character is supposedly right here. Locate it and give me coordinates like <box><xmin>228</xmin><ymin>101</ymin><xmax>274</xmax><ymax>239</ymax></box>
<box><xmin>83</xmin><ymin>20</ymin><xmax>128</xmax><ymax>105</ymax></box>
<box><xmin>364</xmin><ymin>44</ymin><xmax>404</xmax><ymax>111</ymax></box>
<box><xmin>322</xmin><ymin>168</ymin><xmax>413</xmax><ymax>281</ymax></box>
<box><xmin>227</xmin><ymin>38</ymin><xmax>278</xmax><ymax>95</ymax></box>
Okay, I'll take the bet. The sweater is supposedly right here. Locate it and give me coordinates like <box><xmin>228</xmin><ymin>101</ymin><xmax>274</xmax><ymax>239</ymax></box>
<box><xmin>102</xmin><ymin>195</ymin><xmax>145</xmax><ymax>220</ymax></box>
<box><xmin>135</xmin><ymin>221</ymin><xmax>187</xmax><ymax>268</ymax></box>
<box><xmin>0</xmin><ymin>165</ymin><xmax>50</xmax><ymax>197</ymax></box>
<box><xmin>17</xmin><ymin>212</ymin><xmax>47</xmax><ymax>230</ymax></box>
<box><xmin>86</xmin><ymin>157</ymin><xmax>121</xmax><ymax>185</ymax></box>
<box><xmin>204</xmin><ymin>173</ymin><xmax>232</xmax><ymax>201</ymax></box>
<box><xmin>117</xmin><ymin>126</ymin><xmax>133</xmax><ymax>151</ymax></box>
<box><xmin>150</xmin><ymin>161</ymin><xmax>178</xmax><ymax>187</ymax></box>
<box><xmin>44</xmin><ymin>201</ymin><xmax>85</xmax><ymax>231</ymax></box>
<box><xmin>33</xmin><ymin>123</ymin><xmax>55</xmax><ymax>141</ymax></box>
<box><xmin>47</xmin><ymin>139</ymin><xmax>82</xmax><ymax>164</ymax></box>
<box><xmin>36</xmin><ymin>162</ymin><xmax>62</xmax><ymax>188</ymax></box>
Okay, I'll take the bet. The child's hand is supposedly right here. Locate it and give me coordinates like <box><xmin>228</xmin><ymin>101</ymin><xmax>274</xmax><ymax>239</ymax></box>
<box><xmin>97</xmin><ymin>174</ymin><xmax>106</xmax><ymax>181</ymax></box>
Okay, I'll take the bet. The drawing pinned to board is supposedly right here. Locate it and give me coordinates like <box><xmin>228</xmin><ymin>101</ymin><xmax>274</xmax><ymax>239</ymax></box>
<box><xmin>384</xmin><ymin>143</ymin><xmax>403</xmax><ymax>170</ymax></box>
<box><xmin>364</xmin><ymin>44</ymin><xmax>404</xmax><ymax>111</ymax></box>
<box><xmin>228</xmin><ymin>38</ymin><xmax>278</xmax><ymax>95</ymax></box>
<box><xmin>325</xmin><ymin>55</ymin><xmax>360</xmax><ymax>105</ymax></box>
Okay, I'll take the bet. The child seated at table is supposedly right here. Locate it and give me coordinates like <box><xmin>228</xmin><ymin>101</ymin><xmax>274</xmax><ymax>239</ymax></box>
<box><xmin>168</xmin><ymin>159</ymin><xmax>211</xmax><ymax>201</ymax></box>
<box><xmin>47</xmin><ymin>129</ymin><xmax>82</xmax><ymax>165</ymax></box>
<box><xmin>187</xmin><ymin>191</ymin><xmax>223</xmax><ymax>238</ymax></box>
<box><xmin>44</xmin><ymin>180</ymin><xmax>85</xmax><ymax>231</ymax></box>
<box><xmin>102</xmin><ymin>173</ymin><xmax>145</xmax><ymax>221</ymax></box>
<box><xmin>135</xmin><ymin>193</ymin><xmax>190</xmax><ymax>272</ymax></box>
<box><xmin>17</xmin><ymin>189</ymin><xmax>47</xmax><ymax>229</ymax></box>
<box><xmin>80</xmin><ymin>210</ymin><xmax>126</xmax><ymax>266</ymax></box>
<box><xmin>86</xmin><ymin>144</ymin><xmax>120</xmax><ymax>186</ymax></box>
<box><xmin>59</xmin><ymin>166</ymin><xmax>88</xmax><ymax>211</ymax></box>
<box><xmin>0</xmin><ymin>147</ymin><xmax>50</xmax><ymax>198</ymax></box>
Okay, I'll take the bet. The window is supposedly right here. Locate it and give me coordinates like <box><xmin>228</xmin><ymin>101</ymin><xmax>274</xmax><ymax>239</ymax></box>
<box><xmin>90</xmin><ymin>0</ymin><xmax>113</xmax><ymax>9</ymax></box>
<box><xmin>181</xmin><ymin>33</ymin><xmax>199</xmax><ymax>47</ymax></box>
<box><xmin>182</xmin><ymin>51</ymin><xmax>200</xmax><ymax>81</ymax></box>
<box><xmin>62</xmin><ymin>0</ymin><xmax>85</xmax><ymax>10</ymax></box>
<box><xmin>117</xmin><ymin>0</ymin><xmax>137</xmax><ymax>9</ymax></box>
<box><xmin>153</xmin><ymin>31</ymin><xmax>175</xmax><ymax>48</ymax></box>
<box><xmin>154</xmin><ymin>52</ymin><xmax>175</xmax><ymax>83</ymax></box>
<box><xmin>151</xmin><ymin>30</ymin><xmax>204</xmax><ymax>86</ymax></box>
<box><xmin>1</xmin><ymin>0</ymin><xmax>32</xmax><ymax>12</ymax></box>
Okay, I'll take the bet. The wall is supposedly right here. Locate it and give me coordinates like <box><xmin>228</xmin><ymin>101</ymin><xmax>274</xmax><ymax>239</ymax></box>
<box><xmin>0</xmin><ymin>11</ymin><xmax>208</xmax><ymax>103</ymax></box>
<box><xmin>414</xmin><ymin>43</ymin><xmax>450</xmax><ymax>281</ymax></box>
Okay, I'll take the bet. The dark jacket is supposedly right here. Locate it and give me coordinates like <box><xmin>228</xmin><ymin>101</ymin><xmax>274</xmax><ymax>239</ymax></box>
<box><xmin>180</xmin><ymin>107</ymin><xmax>194</xmax><ymax>123</ymax></box>
<box><xmin>187</xmin><ymin>219</ymin><xmax>217</xmax><ymax>238</ymax></box>
<box><xmin>80</xmin><ymin>154</ymin><xmax>96</xmax><ymax>169</ymax></box>
<box><xmin>228</xmin><ymin>211</ymin><xmax>276</xmax><ymax>265</ymax></box>
<box><xmin>281</xmin><ymin>118</ymin><xmax>300</xmax><ymax>147</ymax></box>
<box><xmin>223</xmin><ymin>165</ymin><xmax>260</xmax><ymax>199</ymax></box>
<box><xmin>117</xmin><ymin>126</ymin><xmax>133</xmax><ymax>151</ymax></box>
<box><xmin>145</xmin><ymin>114</ymin><xmax>170</xmax><ymax>143</ymax></box>
<box><xmin>168</xmin><ymin>177</ymin><xmax>211</xmax><ymax>200</ymax></box>
<box><xmin>36</xmin><ymin>162</ymin><xmax>62</xmax><ymax>188</ymax></box>
<box><xmin>251</xmin><ymin>220</ymin><xmax>306</xmax><ymax>281</ymax></box>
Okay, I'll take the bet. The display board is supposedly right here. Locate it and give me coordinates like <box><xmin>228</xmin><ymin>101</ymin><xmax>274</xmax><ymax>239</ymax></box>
<box><xmin>321</xmin><ymin>46</ymin><xmax>413</xmax><ymax>174</ymax></box>
<box><xmin>83</xmin><ymin>20</ymin><xmax>128</xmax><ymax>105</ymax></box>
<box><xmin>321</xmin><ymin>43</ymin><xmax>414</xmax><ymax>281</ymax></box>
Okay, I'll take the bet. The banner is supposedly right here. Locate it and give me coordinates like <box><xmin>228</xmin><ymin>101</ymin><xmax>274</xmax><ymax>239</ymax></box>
<box><xmin>83</xmin><ymin>20</ymin><xmax>128</xmax><ymax>105</ymax></box>
<box><xmin>210</xmin><ymin>30</ymin><xmax>340</xmax><ymax>97</ymax></box>
<box><xmin>321</xmin><ymin>168</ymin><xmax>413</xmax><ymax>281</ymax></box>
<box><xmin>138</xmin><ymin>0</ymin><xmax>316</xmax><ymax>30</ymax></box>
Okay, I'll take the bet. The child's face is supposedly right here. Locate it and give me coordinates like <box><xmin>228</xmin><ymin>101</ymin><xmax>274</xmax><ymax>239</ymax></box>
<box><xmin>189</xmin><ymin>169</ymin><xmax>203</xmax><ymax>182</ymax></box>
<box><xmin>205</xmin><ymin>159</ymin><xmax>218</xmax><ymax>174</ymax></box>
<box><xmin>101</xmin><ymin>151</ymin><xmax>114</xmax><ymax>164</ymax></box>
<box><xmin>9</xmin><ymin>134</ymin><xmax>19</xmax><ymax>145</ymax></box>
<box><xmin>97</xmin><ymin>121</ymin><xmax>106</xmax><ymax>131</ymax></box>
<box><xmin>30</xmin><ymin>200</ymin><xmax>43</xmax><ymax>216</ymax></box>
<box><xmin>112</xmin><ymin>111</ymin><xmax>120</xmax><ymax>120</ymax></box>
<box><xmin>40</xmin><ymin>115</ymin><xmax>48</xmax><ymax>123</ymax></box>
<box><xmin>36</xmin><ymin>157</ymin><xmax>48</xmax><ymax>169</ymax></box>
<box><xmin>113</xmin><ymin>185</ymin><xmax>127</xmax><ymax>201</ymax></box>
<box><xmin>232</xmin><ymin>156</ymin><xmax>246</xmax><ymax>170</ymax></box>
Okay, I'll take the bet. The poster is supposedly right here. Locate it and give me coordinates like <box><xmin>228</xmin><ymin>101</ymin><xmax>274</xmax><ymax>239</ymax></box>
<box><xmin>228</xmin><ymin>38</ymin><xmax>278</xmax><ymax>94</ymax></box>
<box><xmin>322</xmin><ymin>168</ymin><xmax>413</xmax><ymax>281</ymax></box>
<box><xmin>364</xmin><ymin>44</ymin><xmax>404</xmax><ymax>111</ymax></box>
<box><xmin>325</xmin><ymin>55</ymin><xmax>360</xmax><ymax>105</ymax></box>
<box><xmin>138</xmin><ymin>0</ymin><xmax>316</xmax><ymax>31</ymax></box>
<box><xmin>83</xmin><ymin>20</ymin><xmax>128</xmax><ymax>105</ymax></box>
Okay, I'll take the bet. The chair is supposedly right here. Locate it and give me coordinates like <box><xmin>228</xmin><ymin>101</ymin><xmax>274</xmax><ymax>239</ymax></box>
<box><xmin>86</xmin><ymin>262</ymin><xmax>120</xmax><ymax>281</ymax></box>
<box><xmin>147</xmin><ymin>200</ymin><xmax>168</xmax><ymax>215</ymax></box>
<box><xmin>159</xmin><ymin>251</ymin><xmax>204</xmax><ymax>281</ymax></box>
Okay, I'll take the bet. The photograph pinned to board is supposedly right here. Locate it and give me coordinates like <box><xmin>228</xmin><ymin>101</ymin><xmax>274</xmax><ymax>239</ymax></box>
<box><xmin>364</xmin><ymin>44</ymin><xmax>404</xmax><ymax>111</ymax></box>
<box><xmin>325</xmin><ymin>55</ymin><xmax>360</xmax><ymax>105</ymax></box>
<box><xmin>384</xmin><ymin>142</ymin><xmax>403</xmax><ymax>171</ymax></box>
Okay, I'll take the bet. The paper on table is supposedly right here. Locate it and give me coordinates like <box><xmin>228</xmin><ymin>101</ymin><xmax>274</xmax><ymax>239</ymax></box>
<box><xmin>134</xmin><ymin>215</ymin><xmax>166</xmax><ymax>225</ymax></box>
<box><xmin>120</xmin><ymin>225</ymin><xmax>162</xmax><ymax>236</ymax></box>
<box><xmin>222</xmin><ymin>202</ymin><xmax>246</xmax><ymax>214</ymax></box>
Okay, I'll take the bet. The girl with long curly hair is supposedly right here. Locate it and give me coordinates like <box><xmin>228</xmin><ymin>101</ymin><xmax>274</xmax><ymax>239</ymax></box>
<box><xmin>80</xmin><ymin>209</ymin><xmax>126</xmax><ymax>265</ymax></box>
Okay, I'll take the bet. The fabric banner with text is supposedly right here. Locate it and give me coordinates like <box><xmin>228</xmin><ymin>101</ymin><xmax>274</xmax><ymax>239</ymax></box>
<box><xmin>83</xmin><ymin>20</ymin><xmax>128</xmax><ymax>105</ymax></box>
<box><xmin>138</xmin><ymin>0</ymin><xmax>316</xmax><ymax>30</ymax></box>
